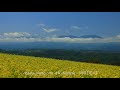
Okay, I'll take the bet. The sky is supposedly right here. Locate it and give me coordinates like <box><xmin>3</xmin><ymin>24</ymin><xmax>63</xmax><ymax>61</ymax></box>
<box><xmin>0</xmin><ymin>12</ymin><xmax>120</xmax><ymax>43</ymax></box>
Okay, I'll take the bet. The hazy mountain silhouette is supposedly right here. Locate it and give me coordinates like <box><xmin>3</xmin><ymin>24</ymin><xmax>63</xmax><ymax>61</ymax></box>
<box><xmin>58</xmin><ymin>35</ymin><xmax>103</xmax><ymax>38</ymax></box>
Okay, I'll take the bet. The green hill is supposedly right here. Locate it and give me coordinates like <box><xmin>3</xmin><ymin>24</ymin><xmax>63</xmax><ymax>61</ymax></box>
<box><xmin>0</xmin><ymin>53</ymin><xmax>120</xmax><ymax>78</ymax></box>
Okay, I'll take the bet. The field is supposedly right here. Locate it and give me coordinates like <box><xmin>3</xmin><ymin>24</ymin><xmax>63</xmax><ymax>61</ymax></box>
<box><xmin>0</xmin><ymin>53</ymin><xmax>120</xmax><ymax>78</ymax></box>
<box><xmin>1</xmin><ymin>49</ymin><xmax>120</xmax><ymax>66</ymax></box>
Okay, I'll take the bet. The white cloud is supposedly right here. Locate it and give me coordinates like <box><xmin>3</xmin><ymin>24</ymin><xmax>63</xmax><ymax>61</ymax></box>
<box><xmin>42</xmin><ymin>28</ymin><xmax>58</xmax><ymax>33</ymax></box>
<box><xmin>116</xmin><ymin>35</ymin><xmax>120</xmax><ymax>38</ymax></box>
<box><xmin>1</xmin><ymin>32</ymin><xmax>120</xmax><ymax>43</ymax></box>
<box><xmin>45</xmin><ymin>36</ymin><xmax>120</xmax><ymax>43</ymax></box>
<box><xmin>71</xmin><ymin>25</ymin><xmax>88</xmax><ymax>30</ymax></box>
<box><xmin>44</xmin><ymin>37</ymin><xmax>101</xmax><ymax>43</ymax></box>
<box><xmin>3</xmin><ymin>32</ymin><xmax>31</xmax><ymax>38</ymax></box>
<box><xmin>37</xmin><ymin>23</ymin><xmax>58</xmax><ymax>33</ymax></box>
<box><xmin>37</xmin><ymin>23</ymin><xmax>45</xmax><ymax>27</ymax></box>
<box><xmin>52</xmin><ymin>35</ymin><xmax>57</xmax><ymax>38</ymax></box>
<box><xmin>71</xmin><ymin>26</ymin><xmax>81</xmax><ymax>30</ymax></box>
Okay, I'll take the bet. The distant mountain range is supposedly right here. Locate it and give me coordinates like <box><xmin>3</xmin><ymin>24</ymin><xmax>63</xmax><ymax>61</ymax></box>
<box><xmin>58</xmin><ymin>35</ymin><xmax>103</xmax><ymax>38</ymax></box>
<box><xmin>0</xmin><ymin>41</ymin><xmax>120</xmax><ymax>52</ymax></box>
<box><xmin>79</xmin><ymin>35</ymin><xmax>103</xmax><ymax>38</ymax></box>
<box><xmin>1</xmin><ymin>34</ymin><xmax>120</xmax><ymax>51</ymax></box>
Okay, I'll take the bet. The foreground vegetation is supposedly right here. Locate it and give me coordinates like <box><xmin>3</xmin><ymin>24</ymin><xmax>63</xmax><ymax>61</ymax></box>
<box><xmin>0</xmin><ymin>53</ymin><xmax>120</xmax><ymax>78</ymax></box>
<box><xmin>1</xmin><ymin>49</ymin><xmax>120</xmax><ymax>66</ymax></box>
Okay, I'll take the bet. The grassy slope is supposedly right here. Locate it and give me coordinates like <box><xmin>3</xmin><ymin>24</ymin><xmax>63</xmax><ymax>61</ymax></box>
<box><xmin>0</xmin><ymin>53</ymin><xmax>120</xmax><ymax>78</ymax></box>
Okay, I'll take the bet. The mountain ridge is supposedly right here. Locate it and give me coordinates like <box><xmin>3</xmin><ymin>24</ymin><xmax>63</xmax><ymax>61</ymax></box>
<box><xmin>58</xmin><ymin>35</ymin><xmax>103</xmax><ymax>38</ymax></box>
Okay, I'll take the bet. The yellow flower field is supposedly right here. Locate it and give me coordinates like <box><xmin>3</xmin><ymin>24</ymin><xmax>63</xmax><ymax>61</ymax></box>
<box><xmin>0</xmin><ymin>53</ymin><xmax>120</xmax><ymax>78</ymax></box>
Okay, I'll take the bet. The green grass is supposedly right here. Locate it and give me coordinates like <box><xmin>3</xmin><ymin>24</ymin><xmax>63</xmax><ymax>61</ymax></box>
<box><xmin>0</xmin><ymin>53</ymin><xmax>120</xmax><ymax>78</ymax></box>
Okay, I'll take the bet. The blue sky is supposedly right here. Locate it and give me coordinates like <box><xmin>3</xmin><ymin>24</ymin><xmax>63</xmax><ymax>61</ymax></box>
<box><xmin>0</xmin><ymin>12</ymin><xmax>120</xmax><ymax>43</ymax></box>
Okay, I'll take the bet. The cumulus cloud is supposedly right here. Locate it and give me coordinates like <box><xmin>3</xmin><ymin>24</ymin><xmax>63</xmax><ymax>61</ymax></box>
<box><xmin>1</xmin><ymin>32</ymin><xmax>120</xmax><ymax>43</ymax></box>
<box><xmin>71</xmin><ymin>25</ymin><xmax>88</xmax><ymax>30</ymax></box>
<box><xmin>44</xmin><ymin>36</ymin><xmax>120</xmax><ymax>43</ymax></box>
<box><xmin>36</xmin><ymin>23</ymin><xmax>45</xmax><ymax>27</ymax></box>
<box><xmin>51</xmin><ymin>35</ymin><xmax>57</xmax><ymax>38</ymax></box>
<box><xmin>116</xmin><ymin>34</ymin><xmax>120</xmax><ymax>38</ymax></box>
<box><xmin>44</xmin><ymin>37</ymin><xmax>101</xmax><ymax>43</ymax></box>
<box><xmin>71</xmin><ymin>26</ymin><xmax>81</xmax><ymax>30</ymax></box>
<box><xmin>42</xmin><ymin>28</ymin><xmax>58</xmax><ymax>33</ymax></box>
<box><xmin>37</xmin><ymin>23</ymin><xmax>58</xmax><ymax>33</ymax></box>
<box><xmin>3</xmin><ymin>32</ymin><xmax>31</xmax><ymax>38</ymax></box>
